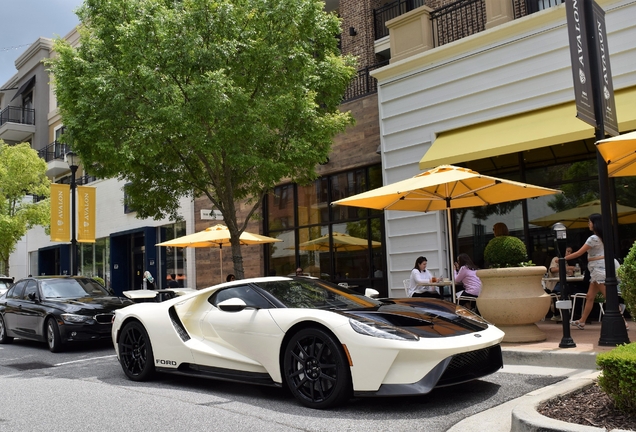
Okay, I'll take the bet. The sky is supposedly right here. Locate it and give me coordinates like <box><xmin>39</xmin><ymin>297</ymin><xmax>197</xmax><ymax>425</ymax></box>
<box><xmin>0</xmin><ymin>0</ymin><xmax>84</xmax><ymax>86</ymax></box>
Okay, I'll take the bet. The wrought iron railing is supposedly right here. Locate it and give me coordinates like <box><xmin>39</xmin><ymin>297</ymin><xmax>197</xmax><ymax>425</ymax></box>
<box><xmin>343</xmin><ymin>60</ymin><xmax>390</xmax><ymax>102</ymax></box>
<box><xmin>38</xmin><ymin>141</ymin><xmax>71</xmax><ymax>162</ymax></box>
<box><xmin>431</xmin><ymin>0</ymin><xmax>486</xmax><ymax>47</ymax></box>
<box><xmin>0</xmin><ymin>106</ymin><xmax>35</xmax><ymax>127</ymax></box>
<box><xmin>374</xmin><ymin>0</ymin><xmax>427</xmax><ymax>40</ymax></box>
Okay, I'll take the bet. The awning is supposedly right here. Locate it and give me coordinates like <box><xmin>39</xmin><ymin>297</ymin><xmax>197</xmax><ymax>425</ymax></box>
<box><xmin>419</xmin><ymin>86</ymin><xmax>636</xmax><ymax>169</ymax></box>
<box><xmin>10</xmin><ymin>75</ymin><xmax>36</xmax><ymax>102</ymax></box>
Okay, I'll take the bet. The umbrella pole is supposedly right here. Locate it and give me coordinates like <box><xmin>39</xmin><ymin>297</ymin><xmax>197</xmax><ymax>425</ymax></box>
<box><xmin>219</xmin><ymin>244</ymin><xmax>223</xmax><ymax>283</ymax></box>
<box><xmin>446</xmin><ymin>208</ymin><xmax>457</xmax><ymax>303</ymax></box>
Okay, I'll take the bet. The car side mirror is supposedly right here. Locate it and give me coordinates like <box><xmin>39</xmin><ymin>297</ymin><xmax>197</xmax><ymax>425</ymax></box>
<box><xmin>365</xmin><ymin>288</ymin><xmax>380</xmax><ymax>298</ymax></box>
<box><xmin>217</xmin><ymin>297</ymin><xmax>248</xmax><ymax>312</ymax></box>
<box><xmin>28</xmin><ymin>292</ymin><xmax>39</xmax><ymax>302</ymax></box>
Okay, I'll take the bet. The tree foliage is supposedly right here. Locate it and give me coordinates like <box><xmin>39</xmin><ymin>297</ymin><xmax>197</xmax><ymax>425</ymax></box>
<box><xmin>0</xmin><ymin>141</ymin><xmax>51</xmax><ymax>274</ymax></box>
<box><xmin>49</xmin><ymin>0</ymin><xmax>356</xmax><ymax>278</ymax></box>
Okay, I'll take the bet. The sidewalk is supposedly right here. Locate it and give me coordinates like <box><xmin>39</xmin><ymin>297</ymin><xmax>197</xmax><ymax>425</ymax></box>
<box><xmin>447</xmin><ymin>319</ymin><xmax>633</xmax><ymax>432</ymax></box>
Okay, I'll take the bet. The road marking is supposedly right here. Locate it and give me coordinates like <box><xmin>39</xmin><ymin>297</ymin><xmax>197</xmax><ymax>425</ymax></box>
<box><xmin>54</xmin><ymin>354</ymin><xmax>116</xmax><ymax>366</ymax></box>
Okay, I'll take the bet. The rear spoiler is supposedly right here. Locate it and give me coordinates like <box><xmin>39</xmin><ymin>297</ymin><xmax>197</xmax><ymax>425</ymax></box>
<box><xmin>123</xmin><ymin>288</ymin><xmax>196</xmax><ymax>301</ymax></box>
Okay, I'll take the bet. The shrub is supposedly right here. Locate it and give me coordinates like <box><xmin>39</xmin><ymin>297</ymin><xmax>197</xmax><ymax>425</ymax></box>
<box><xmin>617</xmin><ymin>241</ymin><xmax>636</xmax><ymax>317</ymax></box>
<box><xmin>597</xmin><ymin>342</ymin><xmax>636</xmax><ymax>414</ymax></box>
<box><xmin>483</xmin><ymin>236</ymin><xmax>528</xmax><ymax>268</ymax></box>
<box><xmin>92</xmin><ymin>276</ymin><xmax>106</xmax><ymax>286</ymax></box>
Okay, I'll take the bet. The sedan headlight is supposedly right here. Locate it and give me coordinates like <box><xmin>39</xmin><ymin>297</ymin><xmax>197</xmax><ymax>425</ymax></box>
<box><xmin>61</xmin><ymin>313</ymin><xmax>93</xmax><ymax>324</ymax></box>
<box><xmin>349</xmin><ymin>318</ymin><xmax>419</xmax><ymax>341</ymax></box>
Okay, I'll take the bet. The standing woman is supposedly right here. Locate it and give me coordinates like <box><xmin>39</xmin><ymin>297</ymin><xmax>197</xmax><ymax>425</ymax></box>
<box><xmin>566</xmin><ymin>213</ymin><xmax>605</xmax><ymax>329</ymax></box>
<box><xmin>409</xmin><ymin>256</ymin><xmax>440</xmax><ymax>298</ymax></box>
<box><xmin>454</xmin><ymin>253</ymin><xmax>482</xmax><ymax>306</ymax></box>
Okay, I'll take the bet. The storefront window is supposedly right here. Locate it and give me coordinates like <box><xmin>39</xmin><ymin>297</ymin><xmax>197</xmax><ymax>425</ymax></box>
<box><xmin>266</xmin><ymin>165</ymin><xmax>386</xmax><ymax>294</ymax></box>
<box><xmin>160</xmin><ymin>221</ymin><xmax>187</xmax><ymax>288</ymax></box>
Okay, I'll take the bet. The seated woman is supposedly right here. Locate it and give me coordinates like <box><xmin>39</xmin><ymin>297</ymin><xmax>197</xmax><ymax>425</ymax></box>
<box><xmin>408</xmin><ymin>256</ymin><xmax>441</xmax><ymax>298</ymax></box>
<box><xmin>454</xmin><ymin>253</ymin><xmax>481</xmax><ymax>309</ymax></box>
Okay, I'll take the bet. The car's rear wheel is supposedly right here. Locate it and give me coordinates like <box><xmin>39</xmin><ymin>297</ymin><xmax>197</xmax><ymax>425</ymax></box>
<box><xmin>46</xmin><ymin>317</ymin><xmax>63</xmax><ymax>353</ymax></box>
<box><xmin>0</xmin><ymin>315</ymin><xmax>13</xmax><ymax>344</ymax></box>
<box><xmin>118</xmin><ymin>321</ymin><xmax>155</xmax><ymax>381</ymax></box>
<box><xmin>283</xmin><ymin>327</ymin><xmax>351</xmax><ymax>409</ymax></box>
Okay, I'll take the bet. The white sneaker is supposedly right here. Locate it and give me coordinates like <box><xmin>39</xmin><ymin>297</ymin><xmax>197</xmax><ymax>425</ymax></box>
<box><xmin>551</xmin><ymin>315</ymin><xmax>562</xmax><ymax>322</ymax></box>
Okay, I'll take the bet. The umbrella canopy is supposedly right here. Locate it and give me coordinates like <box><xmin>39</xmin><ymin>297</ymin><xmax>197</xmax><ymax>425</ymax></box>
<box><xmin>156</xmin><ymin>224</ymin><xmax>281</xmax><ymax>282</ymax></box>
<box><xmin>332</xmin><ymin>165</ymin><xmax>561</xmax><ymax>299</ymax></box>
<box><xmin>596</xmin><ymin>131</ymin><xmax>636</xmax><ymax>177</ymax></box>
<box><xmin>297</xmin><ymin>232</ymin><xmax>382</xmax><ymax>252</ymax></box>
<box><xmin>529</xmin><ymin>199</ymin><xmax>636</xmax><ymax>229</ymax></box>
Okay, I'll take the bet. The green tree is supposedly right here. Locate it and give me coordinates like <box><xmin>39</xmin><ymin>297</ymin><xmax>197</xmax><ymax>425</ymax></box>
<box><xmin>0</xmin><ymin>141</ymin><xmax>51</xmax><ymax>274</ymax></box>
<box><xmin>49</xmin><ymin>0</ymin><xmax>356</xmax><ymax>278</ymax></box>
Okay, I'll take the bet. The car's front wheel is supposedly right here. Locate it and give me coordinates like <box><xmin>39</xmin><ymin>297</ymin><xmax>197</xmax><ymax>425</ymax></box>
<box><xmin>0</xmin><ymin>315</ymin><xmax>13</xmax><ymax>344</ymax></box>
<box><xmin>118</xmin><ymin>321</ymin><xmax>155</xmax><ymax>381</ymax></box>
<box><xmin>283</xmin><ymin>327</ymin><xmax>351</xmax><ymax>409</ymax></box>
<box><xmin>46</xmin><ymin>317</ymin><xmax>63</xmax><ymax>353</ymax></box>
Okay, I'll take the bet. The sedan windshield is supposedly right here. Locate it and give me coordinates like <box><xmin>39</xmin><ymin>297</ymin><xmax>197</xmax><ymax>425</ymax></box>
<box><xmin>41</xmin><ymin>278</ymin><xmax>110</xmax><ymax>299</ymax></box>
<box><xmin>256</xmin><ymin>279</ymin><xmax>382</xmax><ymax>310</ymax></box>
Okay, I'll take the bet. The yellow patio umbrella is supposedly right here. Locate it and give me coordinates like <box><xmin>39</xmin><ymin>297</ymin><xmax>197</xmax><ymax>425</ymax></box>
<box><xmin>332</xmin><ymin>165</ymin><xmax>561</xmax><ymax>299</ymax></box>
<box><xmin>295</xmin><ymin>232</ymin><xmax>382</xmax><ymax>278</ymax></box>
<box><xmin>297</xmin><ymin>232</ymin><xmax>382</xmax><ymax>252</ymax></box>
<box><xmin>530</xmin><ymin>199</ymin><xmax>636</xmax><ymax>229</ymax></box>
<box><xmin>596</xmin><ymin>131</ymin><xmax>636</xmax><ymax>177</ymax></box>
<box><xmin>156</xmin><ymin>224</ymin><xmax>281</xmax><ymax>282</ymax></box>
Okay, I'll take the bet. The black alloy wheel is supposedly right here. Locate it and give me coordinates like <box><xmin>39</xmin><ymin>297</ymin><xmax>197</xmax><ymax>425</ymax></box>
<box><xmin>283</xmin><ymin>327</ymin><xmax>351</xmax><ymax>409</ymax></box>
<box><xmin>118</xmin><ymin>321</ymin><xmax>155</xmax><ymax>381</ymax></box>
<box><xmin>0</xmin><ymin>315</ymin><xmax>13</xmax><ymax>344</ymax></box>
<box><xmin>47</xmin><ymin>317</ymin><xmax>63</xmax><ymax>353</ymax></box>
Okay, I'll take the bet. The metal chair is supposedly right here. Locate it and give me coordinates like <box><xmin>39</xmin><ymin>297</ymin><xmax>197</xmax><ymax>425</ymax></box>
<box><xmin>571</xmin><ymin>292</ymin><xmax>604</xmax><ymax>322</ymax></box>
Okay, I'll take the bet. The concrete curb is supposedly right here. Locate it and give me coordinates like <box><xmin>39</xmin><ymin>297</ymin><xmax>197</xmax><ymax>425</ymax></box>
<box><xmin>510</xmin><ymin>371</ymin><xmax>602</xmax><ymax>432</ymax></box>
<box><xmin>503</xmin><ymin>349</ymin><xmax>599</xmax><ymax>370</ymax></box>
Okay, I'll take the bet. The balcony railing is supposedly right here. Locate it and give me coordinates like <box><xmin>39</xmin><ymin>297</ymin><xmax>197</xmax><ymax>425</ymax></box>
<box><xmin>0</xmin><ymin>106</ymin><xmax>35</xmax><ymax>127</ymax></box>
<box><xmin>38</xmin><ymin>141</ymin><xmax>71</xmax><ymax>163</ymax></box>
<box><xmin>374</xmin><ymin>0</ymin><xmax>563</xmax><ymax>48</ymax></box>
<box><xmin>430</xmin><ymin>0</ymin><xmax>486</xmax><ymax>47</ymax></box>
<box><xmin>374</xmin><ymin>0</ymin><xmax>427</xmax><ymax>40</ymax></box>
<box><xmin>343</xmin><ymin>60</ymin><xmax>390</xmax><ymax>102</ymax></box>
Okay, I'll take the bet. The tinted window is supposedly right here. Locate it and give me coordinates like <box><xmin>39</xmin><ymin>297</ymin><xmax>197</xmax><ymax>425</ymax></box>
<box><xmin>256</xmin><ymin>279</ymin><xmax>382</xmax><ymax>310</ymax></box>
<box><xmin>40</xmin><ymin>278</ymin><xmax>110</xmax><ymax>299</ymax></box>
<box><xmin>7</xmin><ymin>281</ymin><xmax>27</xmax><ymax>300</ymax></box>
<box><xmin>210</xmin><ymin>286</ymin><xmax>272</xmax><ymax>309</ymax></box>
<box><xmin>22</xmin><ymin>280</ymin><xmax>38</xmax><ymax>300</ymax></box>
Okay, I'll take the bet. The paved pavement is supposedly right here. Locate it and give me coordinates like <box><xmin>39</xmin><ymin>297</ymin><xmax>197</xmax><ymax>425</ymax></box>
<box><xmin>448</xmin><ymin>319</ymin><xmax>633</xmax><ymax>432</ymax></box>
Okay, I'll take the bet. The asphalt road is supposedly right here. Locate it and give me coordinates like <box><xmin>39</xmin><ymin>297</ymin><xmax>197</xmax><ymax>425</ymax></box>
<box><xmin>0</xmin><ymin>339</ymin><xmax>562</xmax><ymax>432</ymax></box>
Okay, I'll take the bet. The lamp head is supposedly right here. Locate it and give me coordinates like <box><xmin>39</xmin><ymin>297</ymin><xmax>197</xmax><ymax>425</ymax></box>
<box><xmin>65</xmin><ymin>151</ymin><xmax>79</xmax><ymax>170</ymax></box>
<box><xmin>552</xmin><ymin>222</ymin><xmax>567</xmax><ymax>240</ymax></box>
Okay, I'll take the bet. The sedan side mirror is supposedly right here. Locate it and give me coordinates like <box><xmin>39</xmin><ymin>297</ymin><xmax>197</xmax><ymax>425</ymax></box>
<box><xmin>365</xmin><ymin>288</ymin><xmax>380</xmax><ymax>298</ymax></box>
<box><xmin>217</xmin><ymin>297</ymin><xmax>248</xmax><ymax>312</ymax></box>
<box><xmin>27</xmin><ymin>292</ymin><xmax>39</xmax><ymax>302</ymax></box>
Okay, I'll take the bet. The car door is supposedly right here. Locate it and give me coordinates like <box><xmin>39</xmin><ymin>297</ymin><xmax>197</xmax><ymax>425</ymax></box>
<box><xmin>2</xmin><ymin>281</ymin><xmax>27</xmax><ymax>335</ymax></box>
<box><xmin>195</xmin><ymin>285</ymin><xmax>284</xmax><ymax>373</ymax></box>
<box><xmin>13</xmin><ymin>280</ymin><xmax>45</xmax><ymax>339</ymax></box>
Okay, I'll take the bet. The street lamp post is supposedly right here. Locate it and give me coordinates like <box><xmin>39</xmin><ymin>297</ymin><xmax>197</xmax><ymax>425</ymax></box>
<box><xmin>553</xmin><ymin>222</ymin><xmax>576</xmax><ymax>348</ymax></box>
<box><xmin>65</xmin><ymin>151</ymin><xmax>79</xmax><ymax>276</ymax></box>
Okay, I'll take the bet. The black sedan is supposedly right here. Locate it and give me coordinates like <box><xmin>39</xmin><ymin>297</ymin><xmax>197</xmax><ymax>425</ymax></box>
<box><xmin>0</xmin><ymin>276</ymin><xmax>133</xmax><ymax>352</ymax></box>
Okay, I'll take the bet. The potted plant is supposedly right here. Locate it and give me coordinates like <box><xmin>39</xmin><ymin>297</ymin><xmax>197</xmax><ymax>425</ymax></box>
<box><xmin>476</xmin><ymin>235</ymin><xmax>551</xmax><ymax>342</ymax></box>
<box><xmin>617</xmin><ymin>241</ymin><xmax>636</xmax><ymax>320</ymax></box>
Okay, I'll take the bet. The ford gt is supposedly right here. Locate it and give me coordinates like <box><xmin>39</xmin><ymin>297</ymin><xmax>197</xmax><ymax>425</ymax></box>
<box><xmin>112</xmin><ymin>277</ymin><xmax>504</xmax><ymax>409</ymax></box>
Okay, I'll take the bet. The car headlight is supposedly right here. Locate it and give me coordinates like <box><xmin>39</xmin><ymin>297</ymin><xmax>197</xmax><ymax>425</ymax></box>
<box><xmin>349</xmin><ymin>318</ymin><xmax>419</xmax><ymax>341</ymax></box>
<box><xmin>61</xmin><ymin>313</ymin><xmax>93</xmax><ymax>324</ymax></box>
<box><xmin>454</xmin><ymin>306</ymin><xmax>490</xmax><ymax>325</ymax></box>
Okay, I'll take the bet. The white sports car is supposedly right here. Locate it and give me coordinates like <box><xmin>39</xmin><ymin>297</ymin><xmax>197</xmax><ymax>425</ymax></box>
<box><xmin>112</xmin><ymin>277</ymin><xmax>504</xmax><ymax>409</ymax></box>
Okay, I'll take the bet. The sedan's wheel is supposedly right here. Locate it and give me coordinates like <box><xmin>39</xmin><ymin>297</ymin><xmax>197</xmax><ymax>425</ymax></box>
<box><xmin>283</xmin><ymin>327</ymin><xmax>351</xmax><ymax>409</ymax></box>
<box><xmin>46</xmin><ymin>317</ymin><xmax>63</xmax><ymax>353</ymax></box>
<box><xmin>0</xmin><ymin>315</ymin><xmax>13</xmax><ymax>344</ymax></box>
<box><xmin>118</xmin><ymin>321</ymin><xmax>155</xmax><ymax>381</ymax></box>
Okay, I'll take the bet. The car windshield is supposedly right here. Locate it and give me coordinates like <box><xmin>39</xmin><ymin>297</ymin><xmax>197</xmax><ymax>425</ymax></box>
<box><xmin>41</xmin><ymin>278</ymin><xmax>110</xmax><ymax>299</ymax></box>
<box><xmin>256</xmin><ymin>279</ymin><xmax>382</xmax><ymax>310</ymax></box>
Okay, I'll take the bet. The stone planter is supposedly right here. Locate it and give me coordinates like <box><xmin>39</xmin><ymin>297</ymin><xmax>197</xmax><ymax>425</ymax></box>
<box><xmin>476</xmin><ymin>266</ymin><xmax>551</xmax><ymax>343</ymax></box>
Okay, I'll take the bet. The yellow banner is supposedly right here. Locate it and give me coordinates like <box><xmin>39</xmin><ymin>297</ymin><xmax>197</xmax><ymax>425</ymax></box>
<box><xmin>50</xmin><ymin>184</ymin><xmax>70</xmax><ymax>242</ymax></box>
<box><xmin>77</xmin><ymin>186</ymin><xmax>96</xmax><ymax>243</ymax></box>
